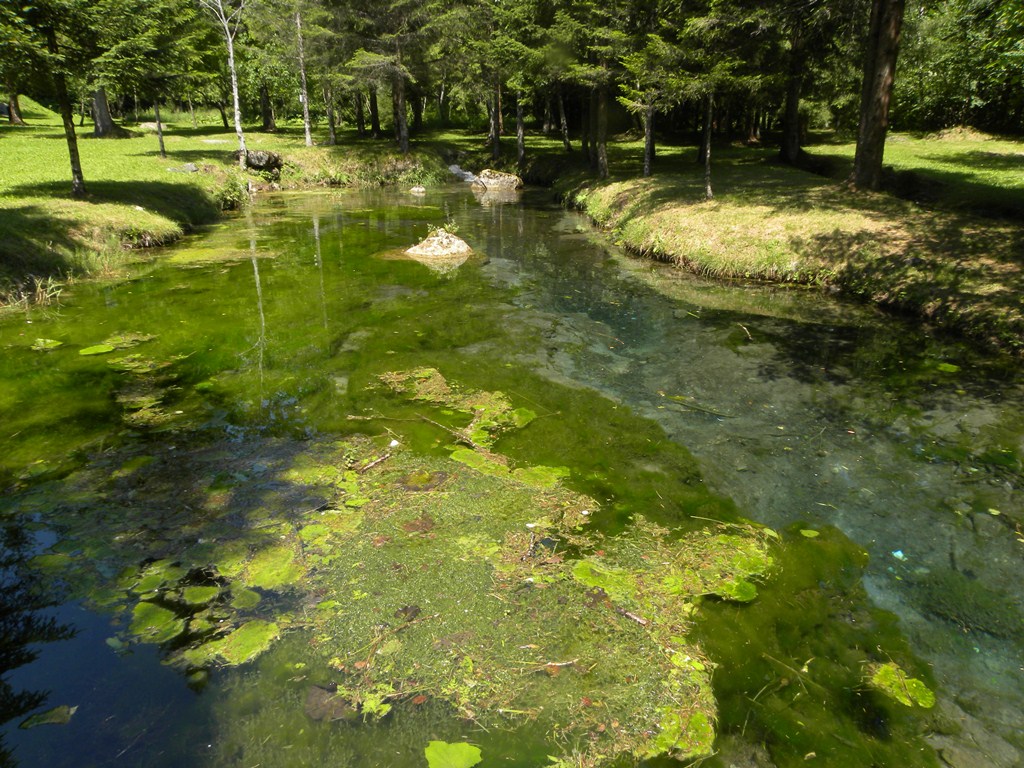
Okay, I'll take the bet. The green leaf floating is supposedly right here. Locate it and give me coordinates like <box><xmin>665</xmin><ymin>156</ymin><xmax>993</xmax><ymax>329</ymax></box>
<box><xmin>79</xmin><ymin>344</ymin><xmax>116</xmax><ymax>356</ymax></box>
<box><xmin>20</xmin><ymin>705</ymin><xmax>78</xmax><ymax>729</ymax></box>
<box><xmin>130</xmin><ymin>601</ymin><xmax>186</xmax><ymax>644</ymax></box>
<box><xmin>31</xmin><ymin>338</ymin><xmax>63</xmax><ymax>351</ymax></box>
<box><xmin>424</xmin><ymin>741</ymin><xmax>482</xmax><ymax>768</ymax></box>
<box><xmin>102</xmin><ymin>332</ymin><xmax>155</xmax><ymax>349</ymax></box>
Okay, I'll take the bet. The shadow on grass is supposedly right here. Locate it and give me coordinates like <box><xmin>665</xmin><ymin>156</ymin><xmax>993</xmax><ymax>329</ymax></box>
<box><xmin>789</xmin><ymin>207</ymin><xmax>1024</xmax><ymax>351</ymax></box>
<box><xmin>800</xmin><ymin>146</ymin><xmax>1024</xmax><ymax>221</ymax></box>
<box><xmin>0</xmin><ymin>203</ymin><xmax>86</xmax><ymax>278</ymax></box>
<box><xmin>8</xmin><ymin>179</ymin><xmax>221</xmax><ymax>229</ymax></box>
<box><xmin>123</xmin><ymin>147</ymin><xmax>235</xmax><ymax>165</ymax></box>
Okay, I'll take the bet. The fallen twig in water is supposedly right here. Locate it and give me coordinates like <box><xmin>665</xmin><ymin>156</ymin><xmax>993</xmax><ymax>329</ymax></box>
<box><xmin>357</xmin><ymin>452</ymin><xmax>391</xmax><ymax>474</ymax></box>
<box><xmin>616</xmin><ymin>607</ymin><xmax>650</xmax><ymax>627</ymax></box>
<box><xmin>417</xmin><ymin>413</ymin><xmax>486</xmax><ymax>451</ymax></box>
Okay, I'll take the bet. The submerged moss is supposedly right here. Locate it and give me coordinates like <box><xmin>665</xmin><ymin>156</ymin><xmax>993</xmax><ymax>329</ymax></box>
<box><xmin>867</xmin><ymin>662</ymin><xmax>936</xmax><ymax>709</ymax></box>
<box><xmin>911</xmin><ymin>568</ymin><xmax>1024</xmax><ymax>638</ymax></box>
<box><xmin>8</xmin><ymin>357</ymin><xmax>940</xmax><ymax>767</ymax></box>
<box><xmin>379</xmin><ymin>367</ymin><xmax>522</xmax><ymax>449</ymax></box>
<box><xmin>16</xmin><ymin>367</ymin><xmax>781</xmax><ymax>765</ymax></box>
<box><xmin>695</xmin><ymin>527</ymin><xmax>940</xmax><ymax>768</ymax></box>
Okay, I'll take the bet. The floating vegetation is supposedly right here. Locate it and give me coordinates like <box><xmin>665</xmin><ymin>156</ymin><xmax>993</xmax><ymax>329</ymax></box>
<box><xmin>424</xmin><ymin>741</ymin><xmax>482</xmax><ymax>768</ymax></box>
<box><xmin>182</xmin><ymin>620</ymin><xmax>280</xmax><ymax>666</ymax></box>
<box><xmin>102</xmin><ymin>332</ymin><xmax>156</xmax><ymax>350</ymax></box>
<box><xmin>78</xmin><ymin>344</ymin><xmax>115</xmax><ymax>356</ymax></box>
<box><xmin>30</xmin><ymin>338</ymin><xmax>62</xmax><ymax>351</ymax></box>
<box><xmin>130</xmin><ymin>601</ymin><xmax>186</xmax><ymax>644</ymax></box>
<box><xmin>8</xmin><ymin>360</ymin><xmax>945</xmax><ymax>767</ymax></box>
<box><xmin>867</xmin><ymin>662</ymin><xmax>936</xmax><ymax>708</ymax></box>
<box><xmin>15</xmin><ymin>367</ymin><xmax>781</xmax><ymax>766</ymax></box>
<box><xmin>19</xmin><ymin>705</ymin><xmax>77</xmax><ymax>730</ymax></box>
<box><xmin>379</xmin><ymin>367</ymin><xmax>535</xmax><ymax>449</ymax></box>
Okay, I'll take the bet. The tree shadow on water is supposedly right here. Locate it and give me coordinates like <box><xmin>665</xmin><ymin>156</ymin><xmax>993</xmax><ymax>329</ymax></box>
<box><xmin>0</xmin><ymin>525</ymin><xmax>76</xmax><ymax>767</ymax></box>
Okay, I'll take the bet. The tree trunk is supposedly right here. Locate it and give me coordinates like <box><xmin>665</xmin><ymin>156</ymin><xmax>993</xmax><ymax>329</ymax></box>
<box><xmin>643</xmin><ymin>104</ymin><xmax>654</xmax><ymax>177</ymax></box>
<box><xmin>7</xmin><ymin>93</ymin><xmax>26</xmax><ymax>125</ymax></box>
<box><xmin>323</xmin><ymin>85</ymin><xmax>336</xmax><ymax>146</ymax></box>
<box><xmin>355</xmin><ymin>93</ymin><xmax>366</xmax><ymax>136</ymax></box>
<box><xmin>596</xmin><ymin>86</ymin><xmax>609</xmax><ymax>179</ymax></box>
<box><xmin>393</xmin><ymin>79</ymin><xmax>409</xmax><ymax>154</ymax></box>
<box><xmin>780</xmin><ymin>27</ymin><xmax>806</xmax><ymax>164</ymax></box>
<box><xmin>703</xmin><ymin>92</ymin><xmax>714</xmax><ymax>201</ymax></box>
<box><xmin>852</xmin><ymin>0</ymin><xmax>907</xmax><ymax>190</ymax></box>
<box><xmin>516</xmin><ymin>94</ymin><xmax>526</xmax><ymax>169</ymax></box>
<box><xmin>369</xmin><ymin>86</ymin><xmax>381</xmax><ymax>137</ymax></box>
<box><xmin>746</xmin><ymin>104</ymin><xmax>760</xmax><ymax>144</ymax></box>
<box><xmin>488</xmin><ymin>93</ymin><xmax>500</xmax><ymax>160</ymax></box>
<box><xmin>154</xmin><ymin>99</ymin><xmax>167</xmax><ymax>158</ymax></box>
<box><xmin>217</xmin><ymin>12</ymin><xmax>248</xmax><ymax>170</ymax></box>
<box><xmin>588</xmin><ymin>89</ymin><xmax>599</xmax><ymax>170</ymax></box>
<box><xmin>410</xmin><ymin>86</ymin><xmax>424</xmax><ymax>132</ymax></box>
<box><xmin>497</xmin><ymin>81</ymin><xmax>504</xmax><ymax>134</ymax></box>
<box><xmin>187</xmin><ymin>96</ymin><xmax>198</xmax><ymax>129</ymax></box>
<box><xmin>542</xmin><ymin>95</ymin><xmax>553</xmax><ymax>134</ymax></box>
<box><xmin>45</xmin><ymin>27</ymin><xmax>86</xmax><ymax>197</ymax></box>
<box><xmin>92</xmin><ymin>87</ymin><xmax>129</xmax><ymax>138</ymax></box>
<box><xmin>557</xmin><ymin>87</ymin><xmax>571</xmax><ymax>151</ymax></box>
<box><xmin>259</xmin><ymin>83</ymin><xmax>276</xmax><ymax>131</ymax></box>
<box><xmin>580</xmin><ymin>93</ymin><xmax>590</xmax><ymax>160</ymax></box>
<box><xmin>438</xmin><ymin>83</ymin><xmax>449</xmax><ymax>126</ymax></box>
<box><xmin>79</xmin><ymin>96</ymin><xmax>87</xmax><ymax>126</ymax></box>
<box><xmin>295</xmin><ymin>10</ymin><xmax>312</xmax><ymax>147</ymax></box>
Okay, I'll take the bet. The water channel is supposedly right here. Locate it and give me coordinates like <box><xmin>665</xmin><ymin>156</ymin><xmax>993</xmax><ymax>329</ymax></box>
<box><xmin>0</xmin><ymin>187</ymin><xmax>1021</xmax><ymax>768</ymax></box>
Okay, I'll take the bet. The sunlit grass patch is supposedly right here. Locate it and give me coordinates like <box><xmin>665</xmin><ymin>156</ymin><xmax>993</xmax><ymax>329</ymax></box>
<box><xmin>806</xmin><ymin>130</ymin><xmax>1024</xmax><ymax>216</ymax></box>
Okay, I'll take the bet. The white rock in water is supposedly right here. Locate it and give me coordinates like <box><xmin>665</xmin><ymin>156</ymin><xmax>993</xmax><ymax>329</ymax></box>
<box><xmin>474</xmin><ymin>168</ymin><xmax>523</xmax><ymax>190</ymax></box>
<box><xmin>410</xmin><ymin>185</ymin><xmax>427</xmax><ymax>195</ymax></box>
<box><xmin>405</xmin><ymin>229</ymin><xmax>473</xmax><ymax>258</ymax></box>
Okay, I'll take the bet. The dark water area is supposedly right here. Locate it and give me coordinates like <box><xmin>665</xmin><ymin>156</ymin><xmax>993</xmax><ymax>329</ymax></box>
<box><xmin>0</xmin><ymin>187</ymin><xmax>1021</xmax><ymax>768</ymax></box>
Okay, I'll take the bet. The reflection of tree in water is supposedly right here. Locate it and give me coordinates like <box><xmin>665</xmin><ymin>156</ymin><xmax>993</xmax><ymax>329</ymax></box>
<box><xmin>0</xmin><ymin>525</ymin><xmax>75</xmax><ymax>767</ymax></box>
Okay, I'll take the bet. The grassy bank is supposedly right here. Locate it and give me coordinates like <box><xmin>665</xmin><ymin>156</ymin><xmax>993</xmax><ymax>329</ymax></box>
<box><xmin>546</xmin><ymin>136</ymin><xmax>1024</xmax><ymax>356</ymax></box>
<box><xmin>3</xmin><ymin>107</ymin><xmax>1023</xmax><ymax>356</ymax></box>
<box><xmin>0</xmin><ymin>99</ymin><xmax>448</xmax><ymax>304</ymax></box>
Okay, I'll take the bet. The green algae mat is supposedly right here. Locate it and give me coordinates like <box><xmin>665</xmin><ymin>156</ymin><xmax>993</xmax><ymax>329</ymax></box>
<box><xmin>13</xmin><ymin>367</ymin><xmax>937</xmax><ymax>767</ymax></box>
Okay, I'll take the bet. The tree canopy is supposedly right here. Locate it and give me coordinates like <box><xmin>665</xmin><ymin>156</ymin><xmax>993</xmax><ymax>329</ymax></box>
<box><xmin>4</xmin><ymin>0</ymin><xmax>1022</xmax><ymax>192</ymax></box>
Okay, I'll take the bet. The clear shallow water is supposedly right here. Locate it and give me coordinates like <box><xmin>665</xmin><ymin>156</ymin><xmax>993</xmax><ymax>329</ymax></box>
<box><xmin>0</xmin><ymin>187</ymin><xmax>1021</xmax><ymax>767</ymax></box>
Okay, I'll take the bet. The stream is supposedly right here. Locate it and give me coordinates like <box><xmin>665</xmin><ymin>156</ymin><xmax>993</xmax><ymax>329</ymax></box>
<box><xmin>0</xmin><ymin>187</ymin><xmax>1021</xmax><ymax>768</ymax></box>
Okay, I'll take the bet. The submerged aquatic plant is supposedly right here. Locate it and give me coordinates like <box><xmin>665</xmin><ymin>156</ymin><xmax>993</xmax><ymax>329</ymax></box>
<box><xmin>16</xmin><ymin>369</ymin><xmax>778</xmax><ymax>765</ymax></box>
<box><xmin>867</xmin><ymin>662</ymin><xmax>936</xmax><ymax>709</ymax></box>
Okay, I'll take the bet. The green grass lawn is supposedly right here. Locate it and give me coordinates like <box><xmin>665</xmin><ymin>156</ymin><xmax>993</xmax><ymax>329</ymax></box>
<box><xmin>806</xmin><ymin>128</ymin><xmax>1024</xmax><ymax>217</ymax></box>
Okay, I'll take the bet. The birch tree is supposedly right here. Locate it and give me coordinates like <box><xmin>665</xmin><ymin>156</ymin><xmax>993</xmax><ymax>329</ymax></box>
<box><xmin>200</xmin><ymin>0</ymin><xmax>249</xmax><ymax>169</ymax></box>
